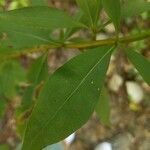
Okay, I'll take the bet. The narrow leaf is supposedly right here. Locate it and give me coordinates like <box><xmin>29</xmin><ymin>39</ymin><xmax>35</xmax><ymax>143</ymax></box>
<box><xmin>22</xmin><ymin>46</ymin><xmax>113</xmax><ymax>150</ymax></box>
<box><xmin>95</xmin><ymin>87</ymin><xmax>111</xmax><ymax>126</ymax></box>
<box><xmin>102</xmin><ymin>0</ymin><xmax>121</xmax><ymax>30</ymax></box>
<box><xmin>126</xmin><ymin>49</ymin><xmax>150</xmax><ymax>85</ymax></box>
<box><xmin>22</xmin><ymin>54</ymin><xmax>49</xmax><ymax>111</ymax></box>
<box><xmin>0</xmin><ymin>7</ymin><xmax>83</xmax><ymax>54</ymax></box>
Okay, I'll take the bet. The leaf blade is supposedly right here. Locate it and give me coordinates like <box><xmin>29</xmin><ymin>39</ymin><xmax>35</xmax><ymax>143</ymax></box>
<box><xmin>95</xmin><ymin>87</ymin><xmax>111</xmax><ymax>126</ymax></box>
<box><xmin>22</xmin><ymin>46</ymin><xmax>113</xmax><ymax>150</ymax></box>
<box><xmin>126</xmin><ymin>49</ymin><xmax>150</xmax><ymax>85</ymax></box>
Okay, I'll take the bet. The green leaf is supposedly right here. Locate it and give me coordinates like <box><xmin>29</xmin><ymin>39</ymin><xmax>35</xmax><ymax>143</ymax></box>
<box><xmin>0</xmin><ymin>7</ymin><xmax>84</xmax><ymax>54</ymax></box>
<box><xmin>0</xmin><ymin>61</ymin><xmax>25</xmax><ymax>98</ymax></box>
<box><xmin>17</xmin><ymin>54</ymin><xmax>49</xmax><ymax>138</ymax></box>
<box><xmin>28</xmin><ymin>54</ymin><xmax>49</xmax><ymax>84</ymax></box>
<box><xmin>76</xmin><ymin>0</ymin><xmax>102</xmax><ymax>28</ymax></box>
<box><xmin>126</xmin><ymin>49</ymin><xmax>150</xmax><ymax>85</ymax></box>
<box><xmin>122</xmin><ymin>0</ymin><xmax>150</xmax><ymax>18</ymax></box>
<box><xmin>0</xmin><ymin>99</ymin><xmax>6</xmax><ymax>117</ymax></box>
<box><xmin>0</xmin><ymin>144</ymin><xmax>9</xmax><ymax>150</ymax></box>
<box><xmin>64</xmin><ymin>10</ymin><xmax>84</xmax><ymax>40</ymax></box>
<box><xmin>95</xmin><ymin>87</ymin><xmax>110</xmax><ymax>126</ymax></box>
<box><xmin>22</xmin><ymin>46</ymin><xmax>113</xmax><ymax>150</ymax></box>
<box><xmin>30</xmin><ymin>0</ymin><xmax>47</xmax><ymax>6</ymax></box>
<box><xmin>22</xmin><ymin>54</ymin><xmax>49</xmax><ymax>111</ymax></box>
<box><xmin>102</xmin><ymin>0</ymin><xmax>121</xmax><ymax>30</ymax></box>
<box><xmin>21</xmin><ymin>85</ymin><xmax>35</xmax><ymax>113</ymax></box>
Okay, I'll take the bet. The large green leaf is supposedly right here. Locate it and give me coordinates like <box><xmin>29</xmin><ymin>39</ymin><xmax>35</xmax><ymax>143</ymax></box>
<box><xmin>95</xmin><ymin>87</ymin><xmax>110</xmax><ymax>126</ymax></box>
<box><xmin>22</xmin><ymin>46</ymin><xmax>113</xmax><ymax>150</ymax></box>
<box><xmin>126</xmin><ymin>49</ymin><xmax>150</xmax><ymax>85</ymax></box>
<box><xmin>102</xmin><ymin>0</ymin><xmax>121</xmax><ymax>30</ymax></box>
<box><xmin>122</xmin><ymin>0</ymin><xmax>150</xmax><ymax>18</ymax></box>
<box><xmin>76</xmin><ymin>0</ymin><xmax>102</xmax><ymax>28</ymax></box>
<box><xmin>0</xmin><ymin>7</ymin><xmax>84</xmax><ymax>54</ymax></box>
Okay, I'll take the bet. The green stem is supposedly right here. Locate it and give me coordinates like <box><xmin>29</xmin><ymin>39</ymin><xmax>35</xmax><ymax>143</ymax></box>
<box><xmin>1</xmin><ymin>31</ymin><xmax>150</xmax><ymax>60</ymax></box>
<box><xmin>65</xmin><ymin>31</ymin><xmax>150</xmax><ymax>49</ymax></box>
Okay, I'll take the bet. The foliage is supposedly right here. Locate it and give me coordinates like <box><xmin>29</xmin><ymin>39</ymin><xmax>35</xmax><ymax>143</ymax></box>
<box><xmin>0</xmin><ymin>0</ymin><xmax>149</xmax><ymax>150</ymax></box>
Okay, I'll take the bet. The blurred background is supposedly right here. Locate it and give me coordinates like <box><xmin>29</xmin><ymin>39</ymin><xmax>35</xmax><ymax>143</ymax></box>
<box><xmin>0</xmin><ymin>0</ymin><xmax>149</xmax><ymax>150</ymax></box>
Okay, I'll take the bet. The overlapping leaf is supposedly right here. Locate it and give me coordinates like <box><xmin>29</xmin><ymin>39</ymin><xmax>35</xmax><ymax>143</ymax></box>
<box><xmin>22</xmin><ymin>46</ymin><xmax>113</xmax><ymax>150</ymax></box>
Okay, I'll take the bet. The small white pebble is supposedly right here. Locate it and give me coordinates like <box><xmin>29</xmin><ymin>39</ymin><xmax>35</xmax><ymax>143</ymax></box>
<box><xmin>95</xmin><ymin>142</ymin><xmax>112</xmax><ymax>150</ymax></box>
<box><xmin>96</xmin><ymin>33</ymin><xmax>108</xmax><ymax>40</ymax></box>
<box><xmin>105</xmin><ymin>23</ymin><xmax>115</xmax><ymax>33</ymax></box>
<box><xmin>109</xmin><ymin>74</ymin><xmax>123</xmax><ymax>92</ymax></box>
<box><xmin>126</xmin><ymin>81</ymin><xmax>144</xmax><ymax>104</ymax></box>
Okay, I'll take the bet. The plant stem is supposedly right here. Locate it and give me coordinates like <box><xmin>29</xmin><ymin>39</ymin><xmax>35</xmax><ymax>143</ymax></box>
<box><xmin>65</xmin><ymin>31</ymin><xmax>150</xmax><ymax>49</ymax></box>
<box><xmin>1</xmin><ymin>31</ymin><xmax>150</xmax><ymax>60</ymax></box>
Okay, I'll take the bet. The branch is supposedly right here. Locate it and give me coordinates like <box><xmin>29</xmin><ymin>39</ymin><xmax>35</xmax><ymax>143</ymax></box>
<box><xmin>1</xmin><ymin>31</ymin><xmax>150</xmax><ymax>60</ymax></box>
<box><xmin>65</xmin><ymin>31</ymin><xmax>150</xmax><ymax>49</ymax></box>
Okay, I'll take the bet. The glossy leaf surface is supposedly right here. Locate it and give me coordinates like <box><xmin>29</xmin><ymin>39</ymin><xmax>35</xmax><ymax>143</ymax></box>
<box><xmin>22</xmin><ymin>46</ymin><xmax>113</xmax><ymax>150</ymax></box>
